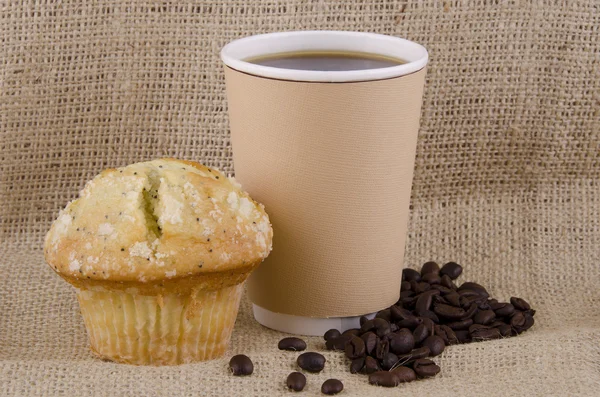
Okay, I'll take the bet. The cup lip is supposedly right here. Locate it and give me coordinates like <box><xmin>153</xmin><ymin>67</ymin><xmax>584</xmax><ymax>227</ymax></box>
<box><xmin>221</xmin><ymin>30</ymin><xmax>428</xmax><ymax>83</ymax></box>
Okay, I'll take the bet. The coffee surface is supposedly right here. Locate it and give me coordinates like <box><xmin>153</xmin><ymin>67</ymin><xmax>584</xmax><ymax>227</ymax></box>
<box><xmin>246</xmin><ymin>51</ymin><xmax>406</xmax><ymax>71</ymax></box>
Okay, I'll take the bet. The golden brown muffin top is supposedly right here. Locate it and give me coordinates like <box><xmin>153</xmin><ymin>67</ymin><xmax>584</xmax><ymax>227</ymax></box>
<box><xmin>44</xmin><ymin>159</ymin><xmax>272</xmax><ymax>286</ymax></box>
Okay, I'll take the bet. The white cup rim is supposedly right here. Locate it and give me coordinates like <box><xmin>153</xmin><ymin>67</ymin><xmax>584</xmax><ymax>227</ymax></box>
<box><xmin>221</xmin><ymin>30</ymin><xmax>428</xmax><ymax>83</ymax></box>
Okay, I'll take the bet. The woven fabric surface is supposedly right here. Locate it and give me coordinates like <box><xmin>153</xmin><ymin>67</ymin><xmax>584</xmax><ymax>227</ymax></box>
<box><xmin>1</xmin><ymin>0</ymin><xmax>599</xmax><ymax>396</ymax></box>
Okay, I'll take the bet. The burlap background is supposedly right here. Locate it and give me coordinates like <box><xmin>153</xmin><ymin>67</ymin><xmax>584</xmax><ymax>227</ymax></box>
<box><xmin>1</xmin><ymin>1</ymin><xmax>599</xmax><ymax>396</ymax></box>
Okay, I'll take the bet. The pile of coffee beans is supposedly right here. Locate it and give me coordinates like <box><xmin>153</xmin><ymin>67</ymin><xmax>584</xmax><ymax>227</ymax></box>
<box><xmin>322</xmin><ymin>261</ymin><xmax>536</xmax><ymax>387</ymax></box>
<box><xmin>229</xmin><ymin>261</ymin><xmax>536</xmax><ymax>393</ymax></box>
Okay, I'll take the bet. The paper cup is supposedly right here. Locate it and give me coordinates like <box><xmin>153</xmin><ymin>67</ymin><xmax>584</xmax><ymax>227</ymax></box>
<box><xmin>221</xmin><ymin>31</ymin><xmax>428</xmax><ymax>336</ymax></box>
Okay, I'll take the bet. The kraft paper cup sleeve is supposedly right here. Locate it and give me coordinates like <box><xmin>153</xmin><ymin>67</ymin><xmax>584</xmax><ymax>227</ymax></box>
<box><xmin>225</xmin><ymin>66</ymin><xmax>426</xmax><ymax>318</ymax></box>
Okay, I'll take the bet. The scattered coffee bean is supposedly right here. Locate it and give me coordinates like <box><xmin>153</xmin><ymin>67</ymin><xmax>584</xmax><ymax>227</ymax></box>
<box><xmin>418</xmin><ymin>310</ymin><xmax>440</xmax><ymax>324</ymax></box>
<box><xmin>321</xmin><ymin>379</ymin><xmax>343</xmax><ymax>395</ymax></box>
<box><xmin>359</xmin><ymin>315</ymin><xmax>370</xmax><ymax>326</ymax></box>
<box><xmin>324</xmin><ymin>328</ymin><xmax>341</xmax><ymax>342</ymax></box>
<box><xmin>473</xmin><ymin>310</ymin><xmax>496</xmax><ymax>325</ymax></box>
<box><xmin>375</xmin><ymin>309</ymin><xmax>392</xmax><ymax>323</ymax></box>
<box><xmin>440</xmin><ymin>274</ymin><xmax>457</xmax><ymax>289</ymax></box>
<box><xmin>413</xmin><ymin>323</ymin><xmax>430</xmax><ymax>345</ymax></box>
<box><xmin>431</xmin><ymin>284</ymin><xmax>453</xmax><ymax>294</ymax></box>
<box><xmin>421</xmin><ymin>261</ymin><xmax>440</xmax><ymax>275</ymax></box>
<box><xmin>360</xmin><ymin>331</ymin><xmax>378</xmax><ymax>355</ymax></box>
<box><xmin>381</xmin><ymin>352</ymin><xmax>400</xmax><ymax>370</ymax></box>
<box><xmin>297</xmin><ymin>352</ymin><xmax>326</xmax><ymax>373</ymax></box>
<box><xmin>375</xmin><ymin>338</ymin><xmax>389</xmax><ymax>360</ymax></box>
<box><xmin>401</xmin><ymin>281</ymin><xmax>412</xmax><ymax>292</ymax></box>
<box><xmin>415</xmin><ymin>290</ymin><xmax>439</xmax><ymax>312</ymax></box>
<box><xmin>471</xmin><ymin>327</ymin><xmax>501</xmax><ymax>341</ymax></box>
<box><xmin>397</xmin><ymin>346</ymin><xmax>431</xmax><ymax>362</ymax></box>
<box><xmin>497</xmin><ymin>323</ymin><xmax>512</xmax><ymax>336</ymax></box>
<box><xmin>433</xmin><ymin>303</ymin><xmax>466</xmax><ymax>320</ymax></box>
<box><xmin>345</xmin><ymin>336</ymin><xmax>366</xmax><ymax>359</ymax></box>
<box><xmin>413</xmin><ymin>281</ymin><xmax>431</xmax><ymax>294</ymax></box>
<box><xmin>402</xmin><ymin>268</ymin><xmax>421</xmax><ymax>282</ymax></box>
<box><xmin>363</xmin><ymin>356</ymin><xmax>381</xmax><ymax>374</ymax></box>
<box><xmin>389</xmin><ymin>328</ymin><xmax>414</xmax><ymax>355</ymax></box>
<box><xmin>229</xmin><ymin>354</ymin><xmax>253</xmax><ymax>376</ymax></box>
<box><xmin>440</xmin><ymin>262</ymin><xmax>463</xmax><ymax>279</ymax></box>
<box><xmin>455</xmin><ymin>330</ymin><xmax>471</xmax><ymax>343</ymax></box>
<box><xmin>342</xmin><ymin>328</ymin><xmax>361</xmax><ymax>337</ymax></box>
<box><xmin>392</xmin><ymin>366</ymin><xmax>417</xmax><ymax>382</ymax></box>
<box><xmin>326</xmin><ymin>333</ymin><xmax>353</xmax><ymax>351</ymax></box>
<box><xmin>494</xmin><ymin>303</ymin><xmax>515</xmax><ymax>317</ymax></box>
<box><xmin>422</xmin><ymin>335</ymin><xmax>445</xmax><ymax>356</ymax></box>
<box><xmin>510</xmin><ymin>297</ymin><xmax>531</xmax><ymax>311</ymax></box>
<box><xmin>279</xmin><ymin>337</ymin><xmax>307</xmax><ymax>351</ymax></box>
<box><xmin>444</xmin><ymin>291</ymin><xmax>461</xmax><ymax>307</ymax></box>
<box><xmin>286</xmin><ymin>372</ymin><xmax>306</xmax><ymax>392</ymax></box>
<box><xmin>447</xmin><ymin>318</ymin><xmax>473</xmax><ymax>330</ymax></box>
<box><xmin>412</xmin><ymin>358</ymin><xmax>441</xmax><ymax>377</ymax></box>
<box><xmin>369</xmin><ymin>371</ymin><xmax>400</xmax><ymax>387</ymax></box>
<box><xmin>350</xmin><ymin>357</ymin><xmax>365</xmax><ymax>374</ymax></box>
<box><xmin>373</xmin><ymin>318</ymin><xmax>391</xmax><ymax>338</ymax></box>
<box><xmin>422</xmin><ymin>272</ymin><xmax>442</xmax><ymax>284</ymax></box>
<box><xmin>458</xmin><ymin>282</ymin><xmax>489</xmax><ymax>297</ymax></box>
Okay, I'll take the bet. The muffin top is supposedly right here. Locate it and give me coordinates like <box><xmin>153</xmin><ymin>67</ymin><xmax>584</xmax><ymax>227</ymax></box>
<box><xmin>45</xmin><ymin>159</ymin><xmax>273</xmax><ymax>285</ymax></box>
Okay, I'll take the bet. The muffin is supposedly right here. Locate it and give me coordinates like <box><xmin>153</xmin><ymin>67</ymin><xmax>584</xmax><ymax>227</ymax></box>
<box><xmin>44</xmin><ymin>158</ymin><xmax>273</xmax><ymax>365</ymax></box>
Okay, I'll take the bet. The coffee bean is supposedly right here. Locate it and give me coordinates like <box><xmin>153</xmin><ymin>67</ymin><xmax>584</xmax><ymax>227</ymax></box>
<box><xmin>510</xmin><ymin>297</ymin><xmax>531</xmax><ymax>311</ymax></box>
<box><xmin>375</xmin><ymin>338</ymin><xmax>389</xmax><ymax>360</ymax></box>
<box><xmin>401</xmin><ymin>281</ymin><xmax>412</xmax><ymax>292</ymax></box>
<box><xmin>324</xmin><ymin>328</ymin><xmax>341</xmax><ymax>342</ymax></box>
<box><xmin>462</xmin><ymin>303</ymin><xmax>479</xmax><ymax>319</ymax></box>
<box><xmin>403</xmin><ymin>268</ymin><xmax>421</xmax><ymax>282</ymax></box>
<box><xmin>421</xmin><ymin>261</ymin><xmax>440</xmax><ymax>276</ymax></box>
<box><xmin>422</xmin><ymin>335</ymin><xmax>445</xmax><ymax>356</ymax></box>
<box><xmin>278</xmin><ymin>337</ymin><xmax>307</xmax><ymax>351</ymax></box>
<box><xmin>444</xmin><ymin>291</ymin><xmax>461</xmax><ymax>307</ymax></box>
<box><xmin>363</xmin><ymin>356</ymin><xmax>381</xmax><ymax>374</ymax></box>
<box><xmin>369</xmin><ymin>371</ymin><xmax>399</xmax><ymax>387</ymax></box>
<box><xmin>325</xmin><ymin>334</ymin><xmax>353</xmax><ymax>350</ymax></box>
<box><xmin>434</xmin><ymin>325</ymin><xmax>448</xmax><ymax>345</ymax></box>
<box><xmin>375</xmin><ymin>309</ymin><xmax>392</xmax><ymax>323</ymax></box>
<box><xmin>321</xmin><ymin>379</ymin><xmax>343</xmax><ymax>395</ymax></box>
<box><xmin>473</xmin><ymin>310</ymin><xmax>496</xmax><ymax>325</ymax></box>
<box><xmin>361</xmin><ymin>332</ymin><xmax>378</xmax><ymax>355</ymax></box>
<box><xmin>286</xmin><ymin>372</ymin><xmax>306</xmax><ymax>392</ymax></box>
<box><xmin>413</xmin><ymin>281</ymin><xmax>431</xmax><ymax>294</ymax></box>
<box><xmin>440</xmin><ymin>274</ymin><xmax>458</xmax><ymax>290</ymax></box>
<box><xmin>417</xmin><ymin>310</ymin><xmax>440</xmax><ymax>324</ymax></box>
<box><xmin>497</xmin><ymin>323</ymin><xmax>512</xmax><ymax>336</ymax></box>
<box><xmin>350</xmin><ymin>357</ymin><xmax>365</xmax><ymax>374</ymax></box>
<box><xmin>415</xmin><ymin>290</ymin><xmax>439</xmax><ymax>313</ymax></box>
<box><xmin>400</xmin><ymin>290</ymin><xmax>415</xmax><ymax>299</ymax></box>
<box><xmin>392</xmin><ymin>366</ymin><xmax>417</xmax><ymax>382</ymax></box>
<box><xmin>458</xmin><ymin>282</ymin><xmax>489</xmax><ymax>297</ymax></box>
<box><xmin>359</xmin><ymin>315</ymin><xmax>370</xmax><ymax>326</ymax></box>
<box><xmin>478</xmin><ymin>301</ymin><xmax>491</xmax><ymax>311</ymax></box>
<box><xmin>422</xmin><ymin>272</ymin><xmax>442</xmax><ymax>285</ymax></box>
<box><xmin>229</xmin><ymin>354</ymin><xmax>253</xmax><ymax>376</ymax></box>
<box><xmin>413</xmin><ymin>324</ymin><xmax>429</xmax><ymax>345</ymax></box>
<box><xmin>488</xmin><ymin>300</ymin><xmax>503</xmax><ymax>310</ymax></box>
<box><xmin>430</xmin><ymin>284</ymin><xmax>453</xmax><ymax>294</ymax></box>
<box><xmin>421</xmin><ymin>317</ymin><xmax>435</xmax><ymax>337</ymax></box>
<box><xmin>447</xmin><ymin>318</ymin><xmax>473</xmax><ymax>330</ymax></box>
<box><xmin>455</xmin><ymin>330</ymin><xmax>471</xmax><ymax>343</ymax></box>
<box><xmin>342</xmin><ymin>328</ymin><xmax>361</xmax><ymax>337</ymax></box>
<box><xmin>433</xmin><ymin>303</ymin><xmax>466</xmax><ymax>320</ymax></box>
<box><xmin>360</xmin><ymin>319</ymin><xmax>375</xmax><ymax>334</ymax></box>
<box><xmin>471</xmin><ymin>327</ymin><xmax>501</xmax><ymax>341</ymax></box>
<box><xmin>389</xmin><ymin>328</ymin><xmax>414</xmax><ymax>355</ymax></box>
<box><xmin>381</xmin><ymin>352</ymin><xmax>400</xmax><ymax>370</ymax></box>
<box><xmin>373</xmin><ymin>318</ymin><xmax>391</xmax><ymax>338</ymax></box>
<box><xmin>397</xmin><ymin>346</ymin><xmax>431</xmax><ymax>362</ymax></box>
<box><xmin>413</xmin><ymin>358</ymin><xmax>441</xmax><ymax>377</ymax></box>
<box><xmin>468</xmin><ymin>324</ymin><xmax>489</xmax><ymax>333</ymax></box>
<box><xmin>440</xmin><ymin>262</ymin><xmax>463</xmax><ymax>279</ymax></box>
<box><xmin>488</xmin><ymin>320</ymin><xmax>505</xmax><ymax>328</ymax></box>
<box><xmin>396</xmin><ymin>315</ymin><xmax>422</xmax><ymax>329</ymax></box>
<box><xmin>297</xmin><ymin>352</ymin><xmax>326</xmax><ymax>372</ymax></box>
<box><xmin>390</xmin><ymin>323</ymin><xmax>400</xmax><ymax>332</ymax></box>
<box><xmin>510</xmin><ymin>311</ymin><xmax>526</xmax><ymax>329</ymax></box>
<box><xmin>440</xmin><ymin>325</ymin><xmax>459</xmax><ymax>345</ymax></box>
<box><xmin>345</xmin><ymin>336</ymin><xmax>366</xmax><ymax>359</ymax></box>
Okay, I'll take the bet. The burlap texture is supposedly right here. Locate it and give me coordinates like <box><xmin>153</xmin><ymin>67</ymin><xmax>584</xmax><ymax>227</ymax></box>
<box><xmin>1</xmin><ymin>1</ymin><xmax>599</xmax><ymax>396</ymax></box>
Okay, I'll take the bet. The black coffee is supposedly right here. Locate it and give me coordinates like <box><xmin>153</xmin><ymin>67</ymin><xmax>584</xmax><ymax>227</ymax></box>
<box><xmin>245</xmin><ymin>51</ymin><xmax>406</xmax><ymax>71</ymax></box>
